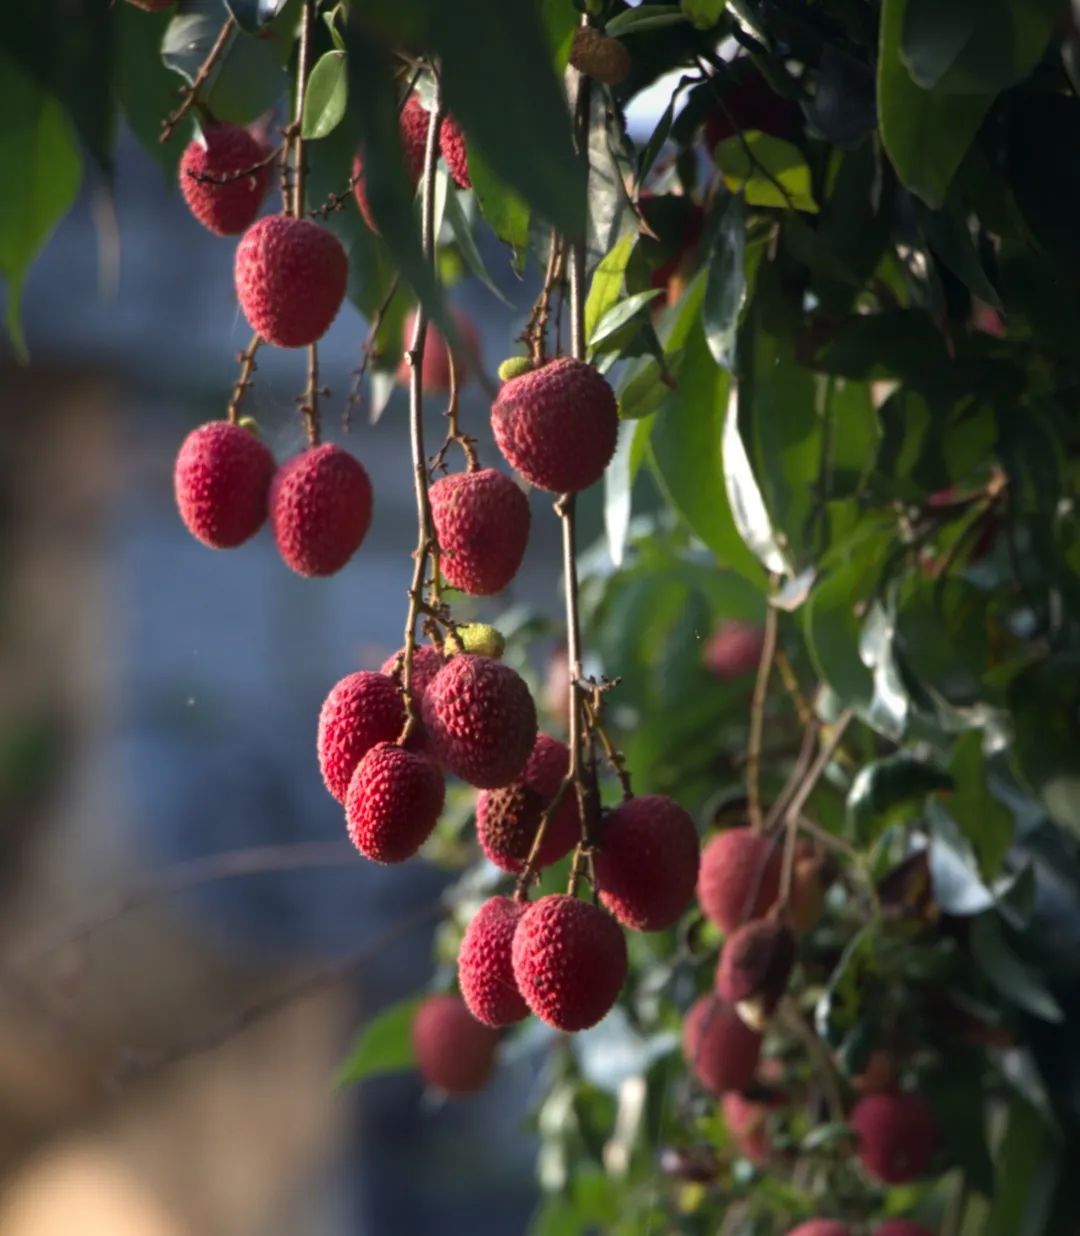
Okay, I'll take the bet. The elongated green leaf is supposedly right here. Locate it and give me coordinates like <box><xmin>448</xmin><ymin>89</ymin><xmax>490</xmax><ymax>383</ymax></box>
<box><xmin>713</xmin><ymin>133</ymin><xmax>818</xmax><ymax>213</ymax></box>
<box><xmin>947</xmin><ymin>731</ymin><xmax>1013</xmax><ymax>880</ymax></box>
<box><xmin>468</xmin><ymin>147</ymin><xmax>530</xmax><ymax>267</ymax></box>
<box><xmin>589</xmin><ymin>289</ymin><xmax>663</xmax><ymax>353</ymax></box>
<box><xmin>444</xmin><ymin>187</ymin><xmax>512</xmax><ymax>306</ymax></box>
<box><xmin>682</xmin><ymin>0</ymin><xmax>727</xmax><ymax>30</ymax></box>
<box><xmin>970</xmin><ymin>913</ymin><xmax>1063</xmax><ymax>1023</ymax></box>
<box><xmin>984</xmin><ymin>1099</ymin><xmax>1060</xmax><ymax>1236</ymax></box>
<box><xmin>702</xmin><ymin>192</ymin><xmax>746</xmax><ymax>370</ymax></box>
<box><xmin>847</xmin><ymin>754</ymin><xmax>952</xmax><ymax>842</ymax></box>
<box><xmin>337</xmin><ymin>997</ymin><xmax>421</xmax><ymax>1085</ymax></box>
<box><xmin>1008</xmin><ymin>658</ymin><xmax>1080</xmax><ymax>840</ymax></box>
<box><xmin>584</xmin><ymin>231</ymin><xmax>636</xmax><ymax>342</ymax></box>
<box><xmin>606</xmin><ymin>7</ymin><xmax>688</xmax><ymax>35</ymax></box>
<box><xmin>302</xmin><ymin>50</ymin><xmax>347</xmax><ymax>140</ymax></box>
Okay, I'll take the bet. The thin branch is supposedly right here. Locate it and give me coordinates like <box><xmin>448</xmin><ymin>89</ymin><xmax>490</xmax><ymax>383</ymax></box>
<box><xmin>297</xmin><ymin>342</ymin><xmax>323</xmax><ymax>446</ymax></box>
<box><xmin>160</xmin><ymin>17</ymin><xmax>237</xmax><ymax>144</ymax></box>
<box><xmin>514</xmin><ymin>774</ymin><xmax>575</xmax><ymax>900</ymax></box>
<box><xmin>746</xmin><ymin>599</ymin><xmax>779</xmax><ymax>831</ymax></box>
<box><xmin>429</xmin><ymin>348</ymin><xmax>480</xmax><ymax>475</ymax></box>
<box><xmin>343</xmin><ymin>275</ymin><xmax>401</xmax><ymax>431</ymax></box>
<box><xmin>522</xmin><ymin>232</ymin><xmax>565</xmax><ymax>366</ymax></box>
<box><xmin>773</xmin><ymin>648</ymin><xmax>812</xmax><ymax>728</ymax></box>
<box><xmin>290</xmin><ymin>0</ymin><xmax>315</xmax><ymax>219</ymax></box>
<box><xmin>309</xmin><ymin>170</ymin><xmax>362</xmax><ymax>220</ymax></box>
<box><xmin>778</xmin><ymin>998</ymin><xmax>846</xmax><ymax>1124</ymax></box>
<box><xmin>184</xmin><ymin>145</ymin><xmax>282</xmax><ymax>187</ymax></box>
<box><xmin>227</xmin><ymin>332</ymin><xmax>262</xmax><ymax>424</ymax></box>
<box><xmin>581</xmin><ymin>680</ymin><xmax>632</xmax><ymax>800</ymax></box>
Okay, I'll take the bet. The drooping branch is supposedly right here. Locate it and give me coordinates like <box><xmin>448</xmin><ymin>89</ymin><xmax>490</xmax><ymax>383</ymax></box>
<box><xmin>227</xmin><ymin>332</ymin><xmax>262</xmax><ymax>424</ymax></box>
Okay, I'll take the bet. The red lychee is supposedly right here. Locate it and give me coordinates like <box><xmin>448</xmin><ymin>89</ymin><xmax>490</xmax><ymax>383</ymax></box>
<box><xmin>179</xmin><ymin>123</ymin><xmax>271</xmax><ymax>236</ymax></box>
<box><xmin>344</xmin><ymin>742</ymin><xmax>444</xmax><ymax>863</ymax></box>
<box><xmin>421</xmin><ymin>655</ymin><xmax>537</xmax><ymax>788</ymax></box>
<box><xmin>594</xmin><ymin>795</ymin><xmax>700</xmax><ymax>932</ymax></box>
<box><xmin>791</xmin><ymin>840</ymin><xmax>829</xmax><ymax>935</ymax></box>
<box><xmin>475</xmin><ymin>733</ymin><xmax>579</xmax><ymax>873</ymax></box>
<box><xmin>715</xmin><ymin>918</ymin><xmax>796</xmax><ymax>1020</ymax></box>
<box><xmin>234</xmin><ymin>214</ymin><xmax>347</xmax><ymax>347</ymax></box>
<box><xmin>703</xmin><ymin>620</ymin><xmax>765</xmax><ymax>679</ymax></box>
<box><xmin>270</xmin><ymin>443</ymin><xmax>373</xmax><ymax>576</ymax></box>
<box><xmin>722</xmin><ymin>1091</ymin><xmax>778</xmax><ymax>1165</ymax></box>
<box><xmin>395</xmin><ymin>306</ymin><xmax>482</xmax><ymax>392</ymax></box>
<box><xmin>785</xmin><ymin>1224</ymin><xmax>851</xmax><ymax>1236</ymax></box>
<box><xmin>457</xmin><ymin>895</ymin><xmax>529</xmax><ymax>1027</ymax></box>
<box><xmin>491</xmin><ymin>357</ymin><xmax>619</xmax><ymax>494</ymax></box>
<box><xmin>704</xmin><ymin>63</ymin><xmax>802</xmax><ymax>152</ymax></box>
<box><xmin>697</xmin><ymin>827</ymin><xmax>781</xmax><ymax>934</ymax></box>
<box><xmin>850</xmin><ymin>1091</ymin><xmax>936</xmax><ymax>1184</ymax></box>
<box><xmin>174</xmin><ymin>420</ymin><xmax>275</xmax><ymax>549</ymax></box>
<box><xmin>430</xmin><ymin>469</ymin><xmax>530</xmax><ymax>596</ymax></box>
<box><xmin>352</xmin><ymin>95</ymin><xmax>431</xmax><ymax>233</ymax></box>
<box><xmin>511</xmin><ymin>894</ymin><xmax>627</xmax><ymax>1031</ymax></box>
<box><xmin>316</xmin><ymin>671</ymin><xmax>405</xmax><ymax>802</ymax></box>
<box><xmin>874</xmin><ymin>1223</ymin><xmax>935</xmax><ymax>1236</ymax></box>
<box><xmin>439</xmin><ymin>114</ymin><xmax>471</xmax><ymax>188</ymax></box>
<box><xmin>682</xmin><ymin>994</ymin><xmax>762</xmax><ymax>1094</ymax></box>
<box><xmin>411</xmin><ymin>993</ymin><xmax>499</xmax><ymax>1095</ymax></box>
<box><xmin>380</xmin><ymin>644</ymin><xmax>445</xmax><ymax>717</ymax></box>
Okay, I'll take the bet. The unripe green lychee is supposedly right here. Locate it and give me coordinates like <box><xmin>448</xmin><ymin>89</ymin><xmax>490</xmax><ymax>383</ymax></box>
<box><xmin>497</xmin><ymin>356</ymin><xmax>533</xmax><ymax>382</ymax></box>
<box><xmin>445</xmin><ymin>624</ymin><xmax>506</xmax><ymax>660</ymax></box>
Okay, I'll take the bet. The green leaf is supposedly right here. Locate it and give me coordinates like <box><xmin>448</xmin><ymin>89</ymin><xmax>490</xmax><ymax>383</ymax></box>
<box><xmin>588</xmin><ymin>289</ymin><xmax>663</xmax><ymax>354</ymax></box>
<box><xmin>947</xmin><ymin>731</ymin><xmax>1013</xmax><ymax>880</ymax></box>
<box><xmin>984</xmin><ymin>1099</ymin><xmax>1060</xmax><ymax>1236</ymax></box>
<box><xmin>225</xmin><ymin>0</ymin><xmax>290</xmax><ymax>32</ymax></box>
<box><xmin>847</xmin><ymin>754</ymin><xmax>952</xmax><ymax>842</ymax></box>
<box><xmin>336</xmin><ymin>996</ymin><xmax>421</xmax><ymax>1086</ymax></box>
<box><xmin>681</xmin><ymin>0</ymin><xmax>727</xmax><ymax>29</ymax></box>
<box><xmin>541</xmin><ymin>0</ymin><xmax>578</xmax><ymax>72</ymax></box>
<box><xmin>878</xmin><ymin>0</ymin><xmax>995</xmax><ymax>208</ymax></box>
<box><xmin>899</xmin><ymin>0</ymin><xmax>979</xmax><ymax>90</ymax></box>
<box><xmin>815</xmin><ymin>924</ymin><xmax>878</xmax><ymax>1047</ymax></box>
<box><xmin>302</xmin><ymin>50</ymin><xmax>347</xmax><ymax>140</ymax></box>
<box><xmin>114</xmin><ymin>2</ymin><xmax>186</xmax><ymax>171</ymax></box>
<box><xmin>970</xmin><ymin>913</ymin><xmax>1063</xmax><ymax>1023</ymax></box>
<box><xmin>702</xmin><ymin>192</ymin><xmax>746</xmax><ymax>370</ymax></box>
<box><xmin>713</xmin><ymin>133</ymin><xmax>818</xmax><ymax>213</ymax></box>
<box><xmin>584</xmin><ymin>231</ymin><xmax>636</xmax><ymax>342</ymax></box>
<box><xmin>1008</xmin><ymin>658</ymin><xmax>1080</xmax><ymax>841</ymax></box>
<box><xmin>443</xmin><ymin>187</ymin><xmax>513</xmax><ymax>307</ymax></box>
<box><xmin>606</xmin><ymin>6</ymin><xmax>688</xmax><ymax>36</ymax></box>
<box><xmin>919</xmin><ymin>200</ymin><xmax>1002</xmax><ymax>310</ymax></box>
<box><xmin>0</xmin><ymin>51</ymin><xmax>82</xmax><ymax>358</ymax></box>
<box><xmin>468</xmin><ymin>147</ymin><xmax>530</xmax><ymax>266</ymax></box>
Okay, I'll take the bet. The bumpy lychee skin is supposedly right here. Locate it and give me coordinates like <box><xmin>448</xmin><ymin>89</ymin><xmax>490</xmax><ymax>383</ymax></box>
<box><xmin>316</xmin><ymin>671</ymin><xmax>405</xmax><ymax>803</ymax></box>
<box><xmin>850</xmin><ymin>1091</ymin><xmax>936</xmax><ymax>1184</ymax></box>
<box><xmin>430</xmin><ymin>469</ymin><xmax>530</xmax><ymax>596</ymax></box>
<box><xmin>270</xmin><ymin>443</ymin><xmax>373</xmax><ymax>577</ymax></box>
<box><xmin>786</xmin><ymin>1224</ymin><xmax>851</xmax><ymax>1236</ymax></box>
<box><xmin>874</xmin><ymin>1223</ymin><xmax>935</xmax><ymax>1236</ymax></box>
<box><xmin>174</xmin><ymin>420</ymin><xmax>275</xmax><ymax>549</ymax></box>
<box><xmin>511</xmin><ymin>895</ymin><xmax>627</xmax><ymax>1031</ymax></box>
<box><xmin>595</xmin><ymin>795</ymin><xmax>700</xmax><ymax>932</ymax></box>
<box><xmin>234</xmin><ymin>214</ymin><xmax>347</xmax><ymax>347</ymax></box>
<box><xmin>491</xmin><ymin>357</ymin><xmax>619</xmax><ymax>493</ymax></box>
<box><xmin>380</xmin><ymin>645</ymin><xmax>445</xmax><ymax>715</ymax></box>
<box><xmin>439</xmin><ymin>114</ymin><xmax>471</xmax><ymax>188</ymax></box>
<box><xmin>716</xmin><ymin>919</ymin><xmax>796</xmax><ymax>1011</ymax></box>
<box><xmin>396</xmin><ymin>307</ymin><xmax>482</xmax><ymax>392</ymax></box>
<box><xmin>179</xmin><ymin>123</ymin><xmax>271</xmax><ymax>236</ymax></box>
<box><xmin>569</xmin><ymin>26</ymin><xmax>631</xmax><ymax>86</ymax></box>
<box><xmin>352</xmin><ymin>95</ymin><xmax>430</xmax><ymax>233</ymax></box>
<box><xmin>697</xmin><ymin>827</ymin><xmax>781</xmax><ymax>934</ymax></box>
<box><xmin>421</xmin><ymin>655</ymin><xmax>537</xmax><ymax>788</ymax></box>
<box><xmin>475</xmin><ymin>734</ymin><xmax>579</xmax><ymax>873</ymax></box>
<box><xmin>682</xmin><ymin>995</ymin><xmax>762</xmax><ymax>1094</ymax></box>
<box><xmin>411</xmin><ymin>994</ymin><xmax>499</xmax><ymax>1095</ymax></box>
<box><xmin>457</xmin><ymin>895</ymin><xmax>529</xmax><ymax>1027</ymax></box>
<box><xmin>345</xmin><ymin>742</ymin><xmax>444</xmax><ymax>863</ymax></box>
<box><xmin>703</xmin><ymin>620</ymin><xmax>765</xmax><ymax>679</ymax></box>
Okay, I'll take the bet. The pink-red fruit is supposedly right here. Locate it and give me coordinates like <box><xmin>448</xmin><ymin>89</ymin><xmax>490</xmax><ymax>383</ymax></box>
<box><xmin>491</xmin><ymin>357</ymin><xmax>619</xmax><ymax>493</ymax></box>
<box><xmin>722</xmin><ymin>1091</ymin><xmax>776</xmax><ymax>1165</ymax></box>
<box><xmin>317</xmin><ymin>671</ymin><xmax>405</xmax><ymax>802</ymax></box>
<box><xmin>786</xmin><ymin>1224</ymin><xmax>851</xmax><ymax>1236</ymax></box>
<box><xmin>174</xmin><ymin>421</ymin><xmax>274</xmax><ymax>549</ymax></box>
<box><xmin>511</xmin><ymin>895</ymin><xmax>627</xmax><ymax>1031</ymax></box>
<box><xmin>850</xmin><ymin>1091</ymin><xmax>936</xmax><ymax>1184</ymax></box>
<box><xmin>457</xmin><ymin>896</ymin><xmax>529</xmax><ymax>1027</ymax></box>
<box><xmin>697</xmin><ymin>827</ymin><xmax>781</xmax><ymax>934</ymax></box>
<box><xmin>235</xmin><ymin>214</ymin><xmax>347</xmax><ymax>347</ymax></box>
<box><xmin>396</xmin><ymin>307</ymin><xmax>482</xmax><ymax>392</ymax></box>
<box><xmin>475</xmin><ymin>734</ymin><xmax>579</xmax><ymax>873</ymax></box>
<box><xmin>703</xmin><ymin>620</ymin><xmax>765</xmax><ymax>679</ymax></box>
<box><xmin>270</xmin><ymin>443</ymin><xmax>373</xmax><ymax>576</ymax></box>
<box><xmin>430</xmin><ymin>469</ymin><xmax>530</xmax><ymax>596</ymax></box>
<box><xmin>716</xmin><ymin>918</ymin><xmax>796</xmax><ymax>1015</ymax></box>
<box><xmin>179</xmin><ymin>123</ymin><xmax>270</xmax><ymax>236</ymax></box>
<box><xmin>682</xmin><ymin>995</ymin><xmax>762</xmax><ymax>1094</ymax></box>
<box><xmin>421</xmin><ymin>655</ymin><xmax>537</xmax><ymax>788</ymax></box>
<box><xmin>439</xmin><ymin>115</ymin><xmax>471</xmax><ymax>188</ymax></box>
<box><xmin>379</xmin><ymin>645</ymin><xmax>445</xmax><ymax>751</ymax></box>
<box><xmin>345</xmin><ymin>742</ymin><xmax>444</xmax><ymax>863</ymax></box>
<box><xmin>411</xmin><ymin>994</ymin><xmax>499</xmax><ymax>1095</ymax></box>
<box><xmin>595</xmin><ymin>795</ymin><xmax>700</xmax><ymax>932</ymax></box>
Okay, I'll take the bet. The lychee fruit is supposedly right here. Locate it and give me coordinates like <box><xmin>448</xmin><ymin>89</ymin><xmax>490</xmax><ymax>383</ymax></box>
<box><xmin>542</xmin><ymin>644</ymin><xmax>572</xmax><ymax>730</ymax></box>
<box><xmin>430</xmin><ymin>469</ymin><xmax>530</xmax><ymax>596</ymax></box>
<box><xmin>569</xmin><ymin>26</ymin><xmax>631</xmax><ymax>85</ymax></box>
<box><xmin>234</xmin><ymin>214</ymin><xmax>347</xmax><ymax>347</ymax></box>
<box><xmin>723</xmin><ymin>1091</ymin><xmax>779</xmax><ymax>1165</ymax></box>
<box><xmin>791</xmin><ymin>841</ymin><xmax>829</xmax><ymax>935</ymax></box>
<box><xmin>270</xmin><ymin>443</ymin><xmax>373</xmax><ymax>576</ymax></box>
<box><xmin>344</xmin><ymin>742</ymin><xmax>444</xmax><ymax>863</ymax></box>
<box><xmin>715</xmin><ymin>919</ymin><xmax>796</xmax><ymax>1026</ymax></box>
<box><xmin>380</xmin><ymin>644</ymin><xmax>445</xmax><ymax>713</ymax></box>
<box><xmin>850</xmin><ymin>1091</ymin><xmax>936</xmax><ymax>1184</ymax></box>
<box><xmin>475</xmin><ymin>733</ymin><xmax>579</xmax><ymax>873</ymax></box>
<box><xmin>704</xmin><ymin>63</ymin><xmax>802</xmax><ymax>152</ymax></box>
<box><xmin>594</xmin><ymin>795</ymin><xmax>700</xmax><ymax>932</ymax></box>
<box><xmin>682</xmin><ymin>994</ymin><xmax>762</xmax><ymax>1094</ymax></box>
<box><xmin>174</xmin><ymin>420</ymin><xmax>275</xmax><ymax>549</ymax></box>
<box><xmin>491</xmin><ymin>357</ymin><xmax>619</xmax><ymax>494</ymax></box>
<box><xmin>511</xmin><ymin>894</ymin><xmax>627</xmax><ymax>1031</ymax></box>
<box><xmin>179</xmin><ymin>123</ymin><xmax>271</xmax><ymax>236</ymax></box>
<box><xmin>439</xmin><ymin>114</ymin><xmax>471</xmax><ymax>188</ymax></box>
<box><xmin>421</xmin><ymin>655</ymin><xmax>537</xmax><ymax>788</ymax></box>
<box><xmin>697</xmin><ymin>827</ymin><xmax>781</xmax><ymax>934</ymax></box>
<box><xmin>703</xmin><ymin>620</ymin><xmax>765</xmax><ymax>679</ymax></box>
<box><xmin>851</xmin><ymin>1048</ymin><xmax>898</xmax><ymax>1096</ymax></box>
<box><xmin>785</xmin><ymin>1224</ymin><xmax>851</xmax><ymax>1236</ymax></box>
<box><xmin>352</xmin><ymin>95</ymin><xmax>431</xmax><ymax>233</ymax></box>
<box><xmin>411</xmin><ymin>993</ymin><xmax>499</xmax><ymax>1095</ymax></box>
<box><xmin>396</xmin><ymin>306</ymin><xmax>482</xmax><ymax>392</ymax></box>
<box><xmin>457</xmin><ymin>895</ymin><xmax>529</xmax><ymax>1027</ymax></box>
<box><xmin>316</xmin><ymin>671</ymin><xmax>405</xmax><ymax>802</ymax></box>
<box><xmin>874</xmin><ymin>1223</ymin><xmax>935</xmax><ymax>1236</ymax></box>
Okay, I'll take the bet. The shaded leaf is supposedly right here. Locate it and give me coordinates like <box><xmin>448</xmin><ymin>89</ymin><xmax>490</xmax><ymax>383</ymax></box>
<box><xmin>847</xmin><ymin>754</ymin><xmax>952</xmax><ymax>843</ymax></box>
<box><xmin>713</xmin><ymin>132</ymin><xmax>818</xmax><ymax>213</ymax></box>
<box><xmin>468</xmin><ymin>147</ymin><xmax>530</xmax><ymax>265</ymax></box>
<box><xmin>970</xmin><ymin>913</ymin><xmax>1063</xmax><ymax>1023</ymax></box>
<box><xmin>337</xmin><ymin>996</ymin><xmax>421</xmax><ymax>1085</ymax></box>
<box><xmin>302</xmin><ymin>49</ymin><xmax>347</xmax><ymax>140</ymax></box>
<box><xmin>948</xmin><ymin>731</ymin><xmax>1013</xmax><ymax>880</ymax></box>
<box><xmin>702</xmin><ymin>192</ymin><xmax>746</xmax><ymax>370</ymax></box>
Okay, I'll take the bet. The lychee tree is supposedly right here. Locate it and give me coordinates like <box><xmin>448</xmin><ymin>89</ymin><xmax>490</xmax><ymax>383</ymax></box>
<box><xmin>6</xmin><ymin>0</ymin><xmax>1080</xmax><ymax>1232</ymax></box>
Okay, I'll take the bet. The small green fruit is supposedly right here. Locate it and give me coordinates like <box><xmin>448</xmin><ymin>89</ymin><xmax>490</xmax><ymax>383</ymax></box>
<box><xmin>446</xmin><ymin>623</ymin><xmax>506</xmax><ymax>660</ymax></box>
<box><xmin>497</xmin><ymin>356</ymin><xmax>533</xmax><ymax>382</ymax></box>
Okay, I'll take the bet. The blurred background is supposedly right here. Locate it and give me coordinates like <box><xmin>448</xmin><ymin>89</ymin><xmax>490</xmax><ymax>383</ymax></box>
<box><xmin>0</xmin><ymin>120</ymin><xmax>600</xmax><ymax>1235</ymax></box>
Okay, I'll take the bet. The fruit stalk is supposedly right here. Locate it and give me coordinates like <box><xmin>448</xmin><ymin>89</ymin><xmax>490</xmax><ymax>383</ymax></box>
<box><xmin>290</xmin><ymin>0</ymin><xmax>315</xmax><ymax>219</ymax></box>
<box><xmin>399</xmin><ymin>75</ymin><xmax>444</xmax><ymax>742</ymax></box>
<box><xmin>746</xmin><ymin>599</ymin><xmax>778</xmax><ymax>831</ymax></box>
<box><xmin>159</xmin><ymin>16</ymin><xmax>237</xmax><ymax>143</ymax></box>
<box><xmin>226</xmin><ymin>332</ymin><xmax>262</xmax><ymax>424</ymax></box>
